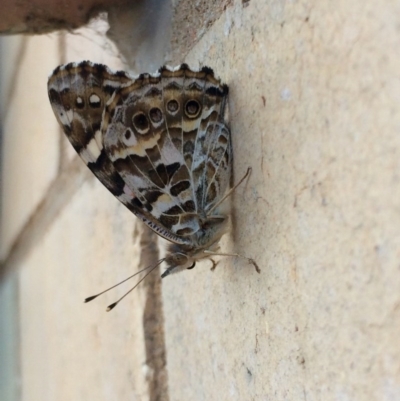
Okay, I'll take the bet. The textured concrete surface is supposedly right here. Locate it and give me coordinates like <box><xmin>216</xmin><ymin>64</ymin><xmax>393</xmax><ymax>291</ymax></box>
<box><xmin>1</xmin><ymin>0</ymin><xmax>400</xmax><ymax>400</ymax></box>
<box><xmin>17</xmin><ymin>180</ymin><xmax>164</xmax><ymax>401</ymax></box>
<box><xmin>162</xmin><ymin>0</ymin><xmax>400</xmax><ymax>399</ymax></box>
<box><xmin>168</xmin><ymin>0</ymin><xmax>231</xmax><ymax>64</ymax></box>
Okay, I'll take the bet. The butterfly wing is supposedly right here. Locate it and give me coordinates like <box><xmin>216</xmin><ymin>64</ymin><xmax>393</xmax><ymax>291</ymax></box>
<box><xmin>47</xmin><ymin>61</ymin><xmax>191</xmax><ymax>244</ymax></box>
<box><xmin>102</xmin><ymin>65</ymin><xmax>231</xmax><ymax>239</ymax></box>
<box><xmin>157</xmin><ymin>66</ymin><xmax>232</xmax><ymax>215</ymax></box>
<box><xmin>183</xmin><ymin>68</ymin><xmax>232</xmax><ymax>215</ymax></box>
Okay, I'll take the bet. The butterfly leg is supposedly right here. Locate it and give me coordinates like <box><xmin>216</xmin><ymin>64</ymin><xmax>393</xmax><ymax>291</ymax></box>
<box><xmin>210</xmin><ymin>258</ymin><xmax>219</xmax><ymax>271</ymax></box>
<box><xmin>203</xmin><ymin>250</ymin><xmax>260</xmax><ymax>273</ymax></box>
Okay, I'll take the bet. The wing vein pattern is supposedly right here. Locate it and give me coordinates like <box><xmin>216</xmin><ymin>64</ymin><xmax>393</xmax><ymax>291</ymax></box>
<box><xmin>48</xmin><ymin>61</ymin><xmax>231</xmax><ymax>245</ymax></box>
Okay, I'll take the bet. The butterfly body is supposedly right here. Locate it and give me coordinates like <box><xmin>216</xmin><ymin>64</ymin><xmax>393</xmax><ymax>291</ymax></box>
<box><xmin>48</xmin><ymin>61</ymin><xmax>232</xmax><ymax>276</ymax></box>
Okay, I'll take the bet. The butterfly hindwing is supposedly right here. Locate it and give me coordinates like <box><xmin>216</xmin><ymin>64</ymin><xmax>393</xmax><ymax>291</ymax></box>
<box><xmin>102</xmin><ymin>65</ymin><xmax>230</xmax><ymax>238</ymax></box>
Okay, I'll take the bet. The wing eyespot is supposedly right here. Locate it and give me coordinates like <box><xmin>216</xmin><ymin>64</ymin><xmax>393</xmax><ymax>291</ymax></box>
<box><xmin>166</xmin><ymin>99</ymin><xmax>179</xmax><ymax>114</ymax></box>
<box><xmin>185</xmin><ymin>99</ymin><xmax>201</xmax><ymax>118</ymax></box>
<box><xmin>132</xmin><ymin>112</ymin><xmax>150</xmax><ymax>134</ymax></box>
<box><xmin>149</xmin><ymin>107</ymin><xmax>163</xmax><ymax>124</ymax></box>
<box><xmin>122</xmin><ymin>128</ymin><xmax>136</xmax><ymax>146</ymax></box>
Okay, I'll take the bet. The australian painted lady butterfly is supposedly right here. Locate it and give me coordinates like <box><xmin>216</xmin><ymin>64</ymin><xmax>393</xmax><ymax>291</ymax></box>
<box><xmin>47</xmin><ymin>62</ymin><xmax>257</xmax><ymax>307</ymax></box>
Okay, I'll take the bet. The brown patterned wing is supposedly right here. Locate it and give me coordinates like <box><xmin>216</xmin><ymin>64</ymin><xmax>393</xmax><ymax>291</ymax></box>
<box><xmin>186</xmin><ymin>69</ymin><xmax>231</xmax><ymax>214</ymax></box>
<box><xmin>158</xmin><ymin>66</ymin><xmax>231</xmax><ymax>214</ymax></box>
<box><xmin>102</xmin><ymin>65</ymin><xmax>231</xmax><ymax>239</ymax></box>
<box><xmin>47</xmin><ymin>61</ymin><xmax>190</xmax><ymax>244</ymax></box>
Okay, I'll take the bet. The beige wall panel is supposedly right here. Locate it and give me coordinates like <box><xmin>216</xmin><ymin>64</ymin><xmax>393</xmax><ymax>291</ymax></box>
<box><xmin>18</xmin><ymin>178</ymin><xmax>155</xmax><ymax>401</ymax></box>
<box><xmin>1</xmin><ymin>35</ymin><xmax>60</xmax><ymax>260</ymax></box>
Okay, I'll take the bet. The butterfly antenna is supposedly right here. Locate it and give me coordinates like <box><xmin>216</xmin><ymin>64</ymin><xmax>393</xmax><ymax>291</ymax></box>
<box><xmin>84</xmin><ymin>259</ymin><xmax>165</xmax><ymax>303</ymax></box>
<box><xmin>106</xmin><ymin>260</ymin><xmax>163</xmax><ymax>311</ymax></box>
<box><xmin>207</xmin><ymin>167</ymin><xmax>252</xmax><ymax>215</ymax></box>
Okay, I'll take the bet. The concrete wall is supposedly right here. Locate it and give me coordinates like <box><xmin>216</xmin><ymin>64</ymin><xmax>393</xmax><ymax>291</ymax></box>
<box><xmin>1</xmin><ymin>1</ymin><xmax>400</xmax><ymax>400</ymax></box>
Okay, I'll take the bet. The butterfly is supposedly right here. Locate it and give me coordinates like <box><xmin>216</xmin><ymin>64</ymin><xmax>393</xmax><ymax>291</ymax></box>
<box><xmin>48</xmin><ymin>61</ymin><xmax>257</xmax><ymax>308</ymax></box>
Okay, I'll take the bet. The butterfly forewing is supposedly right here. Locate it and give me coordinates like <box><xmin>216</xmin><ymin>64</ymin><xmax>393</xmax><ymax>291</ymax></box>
<box><xmin>48</xmin><ymin>62</ymin><xmax>133</xmax><ymax>198</ymax></box>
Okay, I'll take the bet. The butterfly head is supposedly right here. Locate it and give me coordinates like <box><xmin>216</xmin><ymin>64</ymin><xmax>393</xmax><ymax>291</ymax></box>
<box><xmin>161</xmin><ymin>218</ymin><xmax>228</xmax><ymax>278</ymax></box>
<box><xmin>161</xmin><ymin>245</ymin><xmax>198</xmax><ymax>278</ymax></box>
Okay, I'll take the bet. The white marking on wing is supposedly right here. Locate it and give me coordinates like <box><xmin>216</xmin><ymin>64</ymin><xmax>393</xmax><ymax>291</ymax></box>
<box><xmin>89</xmin><ymin>94</ymin><xmax>101</xmax><ymax>105</ymax></box>
<box><xmin>94</xmin><ymin>129</ymin><xmax>103</xmax><ymax>150</ymax></box>
<box><xmin>80</xmin><ymin>143</ymin><xmax>99</xmax><ymax>164</ymax></box>
<box><xmin>57</xmin><ymin>108</ymin><xmax>74</xmax><ymax>126</ymax></box>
